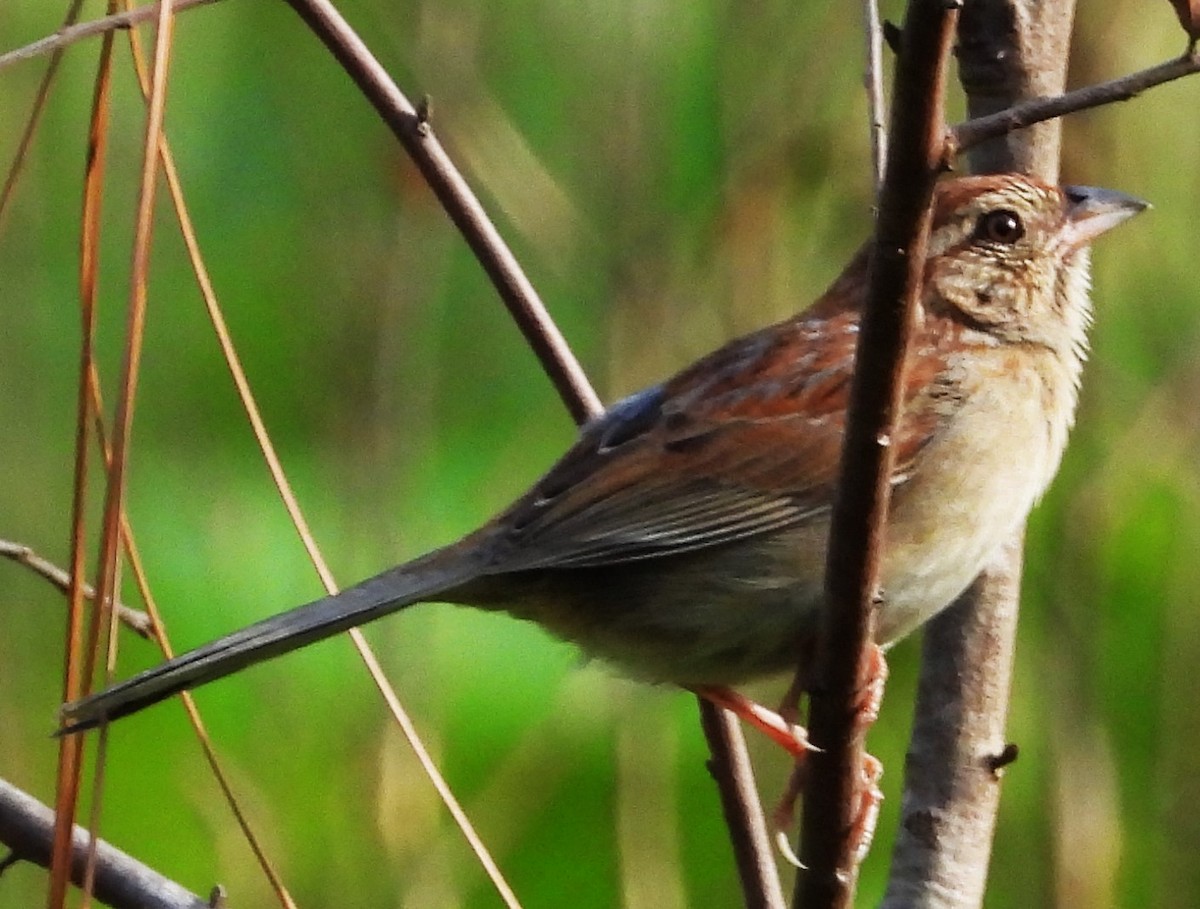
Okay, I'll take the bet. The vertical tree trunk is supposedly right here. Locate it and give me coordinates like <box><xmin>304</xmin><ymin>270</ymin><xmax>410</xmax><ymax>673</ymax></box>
<box><xmin>881</xmin><ymin>3</ymin><xmax>1077</xmax><ymax>906</ymax></box>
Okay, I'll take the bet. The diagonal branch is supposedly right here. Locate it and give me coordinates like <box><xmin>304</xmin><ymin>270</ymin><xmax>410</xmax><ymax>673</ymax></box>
<box><xmin>699</xmin><ymin>706</ymin><xmax>788</xmax><ymax>909</ymax></box>
<box><xmin>949</xmin><ymin>47</ymin><xmax>1200</xmax><ymax>156</ymax></box>
<box><xmin>0</xmin><ymin>540</ymin><xmax>152</xmax><ymax>637</ymax></box>
<box><xmin>0</xmin><ymin>0</ymin><xmax>221</xmax><ymax>73</ymax></box>
<box><xmin>0</xmin><ymin>777</ymin><xmax>212</xmax><ymax>909</ymax></box>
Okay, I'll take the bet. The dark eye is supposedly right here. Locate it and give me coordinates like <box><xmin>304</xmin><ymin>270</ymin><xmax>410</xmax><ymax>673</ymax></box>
<box><xmin>976</xmin><ymin>209</ymin><xmax>1024</xmax><ymax>244</ymax></box>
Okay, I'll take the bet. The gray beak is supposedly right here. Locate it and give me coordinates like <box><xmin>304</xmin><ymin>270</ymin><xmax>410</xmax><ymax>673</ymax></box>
<box><xmin>1062</xmin><ymin>185</ymin><xmax>1150</xmax><ymax>250</ymax></box>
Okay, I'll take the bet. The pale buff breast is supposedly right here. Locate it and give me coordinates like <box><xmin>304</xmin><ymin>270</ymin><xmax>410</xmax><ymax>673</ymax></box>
<box><xmin>877</xmin><ymin>345</ymin><xmax>1078</xmax><ymax>643</ymax></box>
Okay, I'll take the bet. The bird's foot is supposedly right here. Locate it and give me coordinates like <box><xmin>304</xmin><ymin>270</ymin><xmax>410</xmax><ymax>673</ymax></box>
<box><xmin>770</xmin><ymin>751</ymin><xmax>883</xmax><ymax>868</ymax></box>
<box><xmin>856</xmin><ymin>643</ymin><xmax>888</xmax><ymax>726</ymax></box>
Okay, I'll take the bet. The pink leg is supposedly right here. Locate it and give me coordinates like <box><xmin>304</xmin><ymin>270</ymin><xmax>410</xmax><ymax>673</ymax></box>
<box><xmin>691</xmin><ymin>685</ymin><xmax>814</xmax><ymax>758</ymax></box>
<box><xmin>770</xmin><ymin>750</ymin><xmax>884</xmax><ymax>868</ymax></box>
<box><xmin>851</xmin><ymin>753</ymin><xmax>884</xmax><ymax>865</ymax></box>
<box><xmin>856</xmin><ymin>643</ymin><xmax>889</xmax><ymax>725</ymax></box>
<box><xmin>770</xmin><ymin>645</ymin><xmax>890</xmax><ymax>865</ymax></box>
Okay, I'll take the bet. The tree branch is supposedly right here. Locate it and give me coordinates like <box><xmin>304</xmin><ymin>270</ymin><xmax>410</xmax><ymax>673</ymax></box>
<box><xmin>880</xmin><ymin>539</ymin><xmax>1024</xmax><ymax>908</ymax></box>
<box><xmin>883</xmin><ymin>2</ymin><xmax>1077</xmax><ymax>905</ymax></box>
<box><xmin>281</xmin><ymin>0</ymin><xmax>602</xmax><ymax>425</ymax></box>
<box><xmin>949</xmin><ymin>47</ymin><xmax>1200</xmax><ymax>158</ymax></box>
<box><xmin>0</xmin><ymin>777</ymin><xmax>212</xmax><ymax>909</ymax></box>
<box><xmin>699</xmin><ymin>706</ymin><xmax>787</xmax><ymax>909</ymax></box>
<box><xmin>794</xmin><ymin>1</ymin><xmax>959</xmax><ymax>906</ymax></box>
<box><xmin>0</xmin><ymin>0</ymin><xmax>221</xmax><ymax>74</ymax></box>
<box><xmin>0</xmin><ymin>539</ymin><xmax>152</xmax><ymax>638</ymax></box>
<box><xmin>862</xmin><ymin>0</ymin><xmax>889</xmax><ymax>192</ymax></box>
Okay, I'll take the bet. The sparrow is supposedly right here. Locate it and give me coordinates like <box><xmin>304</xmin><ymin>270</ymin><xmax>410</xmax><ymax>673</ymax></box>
<box><xmin>60</xmin><ymin>173</ymin><xmax>1147</xmax><ymax>737</ymax></box>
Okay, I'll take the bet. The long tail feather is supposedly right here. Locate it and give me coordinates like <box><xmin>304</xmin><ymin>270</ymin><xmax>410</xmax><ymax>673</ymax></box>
<box><xmin>59</xmin><ymin>544</ymin><xmax>483</xmax><ymax>733</ymax></box>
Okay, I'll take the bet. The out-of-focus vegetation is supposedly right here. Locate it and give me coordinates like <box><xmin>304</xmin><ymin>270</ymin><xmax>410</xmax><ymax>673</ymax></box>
<box><xmin>1</xmin><ymin>2</ymin><xmax>1197</xmax><ymax>907</ymax></box>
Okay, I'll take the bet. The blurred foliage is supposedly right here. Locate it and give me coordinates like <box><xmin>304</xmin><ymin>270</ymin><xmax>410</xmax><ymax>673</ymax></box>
<box><xmin>1</xmin><ymin>1</ymin><xmax>1198</xmax><ymax>907</ymax></box>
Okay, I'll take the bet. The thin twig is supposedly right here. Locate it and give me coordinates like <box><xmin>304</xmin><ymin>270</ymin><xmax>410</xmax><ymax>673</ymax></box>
<box><xmin>282</xmin><ymin>0</ymin><xmax>603</xmax><ymax>425</ymax></box>
<box><xmin>0</xmin><ymin>540</ymin><xmax>152</xmax><ymax>637</ymax></box>
<box><xmin>862</xmin><ymin>0</ymin><xmax>888</xmax><ymax>193</ymax></box>
<box><xmin>47</xmin><ymin>5</ymin><xmax>114</xmax><ymax>904</ymax></box>
<box><xmin>948</xmin><ymin>48</ymin><xmax>1200</xmax><ymax>157</ymax></box>
<box><xmin>795</xmin><ymin>1</ymin><xmax>959</xmax><ymax>906</ymax></box>
<box><xmin>699</xmin><ymin>706</ymin><xmax>787</xmax><ymax>909</ymax></box>
<box><xmin>0</xmin><ymin>777</ymin><xmax>211</xmax><ymax>909</ymax></box>
<box><xmin>0</xmin><ymin>0</ymin><xmax>220</xmax><ymax>73</ymax></box>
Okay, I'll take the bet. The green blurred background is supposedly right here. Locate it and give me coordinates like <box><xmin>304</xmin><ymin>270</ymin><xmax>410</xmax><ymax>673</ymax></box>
<box><xmin>2</xmin><ymin>2</ymin><xmax>1198</xmax><ymax>907</ymax></box>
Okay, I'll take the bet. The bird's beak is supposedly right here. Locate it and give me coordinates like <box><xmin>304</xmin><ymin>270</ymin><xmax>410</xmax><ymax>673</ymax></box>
<box><xmin>1061</xmin><ymin>185</ymin><xmax>1150</xmax><ymax>252</ymax></box>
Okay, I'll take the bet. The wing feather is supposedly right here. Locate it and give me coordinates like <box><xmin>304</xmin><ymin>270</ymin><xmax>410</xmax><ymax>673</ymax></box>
<box><xmin>484</xmin><ymin>296</ymin><xmax>949</xmax><ymax>573</ymax></box>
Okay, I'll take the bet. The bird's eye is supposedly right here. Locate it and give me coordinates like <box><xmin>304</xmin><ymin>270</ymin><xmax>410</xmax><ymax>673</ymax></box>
<box><xmin>976</xmin><ymin>209</ymin><xmax>1024</xmax><ymax>244</ymax></box>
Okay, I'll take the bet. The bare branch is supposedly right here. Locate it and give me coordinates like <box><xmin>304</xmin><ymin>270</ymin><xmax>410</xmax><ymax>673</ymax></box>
<box><xmin>950</xmin><ymin>48</ymin><xmax>1200</xmax><ymax>157</ymax></box>
<box><xmin>0</xmin><ymin>539</ymin><xmax>152</xmax><ymax>637</ymax></box>
<box><xmin>282</xmin><ymin>0</ymin><xmax>603</xmax><ymax>425</ymax></box>
<box><xmin>699</xmin><ymin>705</ymin><xmax>787</xmax><ymax>909</ymax></box>
<box><xmin>862</xmin><ymin>0</ymin><xmax>889</xmax><ymax>192</ymax></box>
<box><xmin>0</xmin><ymin>777</ymin><xmax>212</xmax><ymax>909</ymax></box>
<box><xmin>0</xmin><ymin>0</ymin><xmax>221</xmax><ymax>73</ymax></box>
<box><xmin>795</xmin><ymin>1</ymin><xmax>959</xmax><ymax>906</ymax></box>
<box><xmin>880</xmin><ymin>540</ymin><xmax>1024</xmax><ymax>908</ymax></box>
<box><xmin>883</xmin><ymin>2</ymin><xmax>1077</xmax><ymax>905</ymax></box>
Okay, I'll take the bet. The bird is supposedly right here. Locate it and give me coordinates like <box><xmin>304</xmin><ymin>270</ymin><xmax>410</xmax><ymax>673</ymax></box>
<box><xmin>60</xmin><ymin>173</ymin><xmax>1146</xmax><ymax>739</ymax></box>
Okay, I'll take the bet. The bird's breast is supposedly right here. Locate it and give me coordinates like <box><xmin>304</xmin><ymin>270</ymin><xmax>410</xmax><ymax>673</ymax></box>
<box><xmin>878</xmin><ymin>347</ymin><xmax>1075</xmax><ymax>641</ymax></box>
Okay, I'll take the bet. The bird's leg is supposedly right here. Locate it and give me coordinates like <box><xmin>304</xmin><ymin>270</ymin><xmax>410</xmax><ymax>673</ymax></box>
<box><xmin>776</xmin><ymin>633</ymin><xmax>819</xmax><ymax>727</ymax></box>
<box><xmin>771</xmin><ymin>757</ymin><xmax>810</xmax><ymax>866</ymax></box>
<box><xmin>768</xmin><ymin>747</ymin><xmax>885</xmax><ymax>870</ymax></box>
<box><xmin>845</xmin><ymin>643</ymin><xmax>888</xmax><ymax>863</ymax></box>
<box><xmin>770</xmin><ymin>644</ymin><xmax>889</xmax><ymax>865</ymax></box>
<box><xmin>691</xmin><ymin>686</ymin><xmax>814</xmax><ymax>758</ymax></box>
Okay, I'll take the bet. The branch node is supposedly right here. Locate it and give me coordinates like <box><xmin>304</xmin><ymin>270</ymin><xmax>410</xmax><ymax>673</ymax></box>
<box><xmin>883</xmin><ymin>20</ymin><xmax>903</xmax><ymax>53</ymax></box>
<box><xmin>415</xmin><ymin>94</ymin><xmax>433</xmax><ymax>136</ymax></box>
<box><xmin>985</xmin><ymin>742</ymin><xmax>1020</xmax><ymax>776</ymax></box>
<box><xmin>939</xmin><ymin>130</ymin><xmax>959</xmax><ymax>171</ymax></box>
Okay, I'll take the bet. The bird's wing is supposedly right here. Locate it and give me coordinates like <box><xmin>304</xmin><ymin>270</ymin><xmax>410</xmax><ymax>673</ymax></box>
<box><xmin>485</xmin><ymin>310</ymin><xmax>945</xmax><ymax>572</ymax></box>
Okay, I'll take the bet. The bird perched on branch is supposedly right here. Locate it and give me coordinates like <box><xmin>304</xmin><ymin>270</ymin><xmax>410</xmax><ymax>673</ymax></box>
<box><xmin>60</xmin><ymin>174</ymin><xmax>1146</xmax><ymax>744</ymax></box>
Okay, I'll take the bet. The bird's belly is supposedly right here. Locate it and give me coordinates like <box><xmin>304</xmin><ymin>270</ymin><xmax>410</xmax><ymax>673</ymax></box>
<box><xmin>503</xmin><ymin>525</ymin><xmax>829</xmax><ymax>687</ymax></box>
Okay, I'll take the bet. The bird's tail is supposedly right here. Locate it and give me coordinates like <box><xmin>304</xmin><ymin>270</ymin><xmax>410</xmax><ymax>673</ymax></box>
<box><xmin>58</xmin><ymin>542</ymin><xmax>486</xmax><ymax>734</ymax></box>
